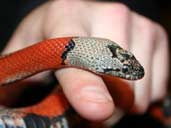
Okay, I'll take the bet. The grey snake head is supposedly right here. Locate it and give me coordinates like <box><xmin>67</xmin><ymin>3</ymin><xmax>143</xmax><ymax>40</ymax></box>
<box><xmin>65</xmin><ymin>37</ymin><xmax>144</xmax><ymax>80</ymax></box>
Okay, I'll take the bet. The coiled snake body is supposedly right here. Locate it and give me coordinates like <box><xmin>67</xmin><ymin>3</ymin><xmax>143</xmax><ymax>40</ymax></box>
<box><xmin>0</xmin><ymin>37</ymin><xmax>144</xmax><ymax>128</ymax></box>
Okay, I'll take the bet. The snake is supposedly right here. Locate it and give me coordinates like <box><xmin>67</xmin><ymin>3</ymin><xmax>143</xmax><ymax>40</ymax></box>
<box><xmin>0</xmin><ymin>37</ymin><xmax>144</xmax><ymax>127</ymax></box>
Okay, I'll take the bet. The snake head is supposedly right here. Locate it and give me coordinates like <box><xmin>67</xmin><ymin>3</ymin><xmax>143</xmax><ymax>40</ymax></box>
<box><xmin>67</xmin><ymin>37</ymin><xmax>144</xmax><ymax>80</ymax></box>
<box><xmin>102</xmin><ymin>44</ymin><xmax>145</xmax><ymax>80</ymax></box>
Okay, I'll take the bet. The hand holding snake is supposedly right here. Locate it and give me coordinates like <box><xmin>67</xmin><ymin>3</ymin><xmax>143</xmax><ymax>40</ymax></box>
<box><xmin>2</xmin><ymin>0</ymin><xmax>169</xmax><ymax>124</ymax></box>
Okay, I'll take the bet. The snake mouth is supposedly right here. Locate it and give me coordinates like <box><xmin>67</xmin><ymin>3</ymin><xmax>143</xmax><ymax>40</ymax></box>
<box><xmin>128</xmin><ymin>71</ymin><xmax>145</xmax><ymax>80</ymax></box>
<box><xmin>103</xmin><ymin>67</ymin><xmax>144</xmax><ymax>80</ymax></box>
<box><xmin>126</xmin><ymin>75</ymin><xmax>144</xmax><ymax>80</ymax></box>
<box><xmin>103</xmin><ymin>68</ymin><xmax>121</xmax><ymax>73</ymax></box>
<box><xmin>102</xmin><ymin>69</ymin><xmax>144</xmax><ymax>80</ymax></box>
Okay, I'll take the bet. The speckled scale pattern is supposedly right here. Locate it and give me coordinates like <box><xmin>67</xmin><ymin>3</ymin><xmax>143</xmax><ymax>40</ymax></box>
<box><xmin>66</xmin><ymin>37</ymin><xmax>144</xmax><ymax>80</ymax></box>
<box><xmin>68</xmin><ymin>37</ymin><xmax>119</xmax><ymax>72</ymax></box>
<box><xmin>0</xmin><ymin>37</ymin><xmax>72</xmax><ymax>85</ymax></box>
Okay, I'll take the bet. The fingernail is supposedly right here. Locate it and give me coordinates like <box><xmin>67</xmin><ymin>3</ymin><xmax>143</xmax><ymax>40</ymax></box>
<box><xmin>79</xmin><ymin>87</ymin><xmax>113</xmax><ymax>103</ymax></box>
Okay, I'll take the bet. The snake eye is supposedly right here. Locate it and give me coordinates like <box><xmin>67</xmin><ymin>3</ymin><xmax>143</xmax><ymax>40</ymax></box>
<box><xmin>122</xmin><ymin>65</ymin><xmax>129</xmax><ymax>73</ymax></box>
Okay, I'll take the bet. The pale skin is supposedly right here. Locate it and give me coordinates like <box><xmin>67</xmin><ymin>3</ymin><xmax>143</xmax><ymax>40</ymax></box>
<box><xmin>3</xmin><ymin>0</ymin><xmax>169</xmax><ymax>124</ymax></box>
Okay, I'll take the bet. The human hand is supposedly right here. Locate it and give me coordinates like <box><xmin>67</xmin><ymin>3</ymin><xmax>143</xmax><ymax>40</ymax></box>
<box><xmin>3</xmin><ymin>0</ymin><xmax>169</xmax><ymax>123</ymax></box>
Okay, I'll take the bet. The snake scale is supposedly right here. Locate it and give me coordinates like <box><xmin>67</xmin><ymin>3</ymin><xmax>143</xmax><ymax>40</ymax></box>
<box><xmin>0</xmin><ymin>37</ymin><xmax>144</xmax><ymax>128</ymax></box>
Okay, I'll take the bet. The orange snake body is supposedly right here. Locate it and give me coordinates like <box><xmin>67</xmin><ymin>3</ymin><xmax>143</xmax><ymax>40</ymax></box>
<box><xmin>0</xmin><ymin>37</ymin><xmax>72</xmax><ymax>85</ymax></box>
<box><xmin>0</xmin><ymin>37</ymin><xmax>146</xmax><ymax>127</ymax></box>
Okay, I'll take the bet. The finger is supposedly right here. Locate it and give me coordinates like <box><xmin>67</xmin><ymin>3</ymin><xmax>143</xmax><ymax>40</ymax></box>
<box><xmin>90</xmin><ymin>3</ymin><xmax>132</xmax><ymax>49</ymax></box>
<box><xmin>151</xmin><ymin>25</ymin><xmax>169</xmax><ymax>101</ymax></box>
<box><xmin>91</xmin><ymin>3</ymin><xmax>135</xmax><ymax>98</ymax></box>
<box><xmin>130</xmin><ymin>13</ymin><xmax>155</xmax><ymax>113</ymax></box>
<box><xmin>44</xmin><ymin>2</ymin><xmax>115</xmax><ymax>120</ymax></box>
<box><xmin>55</xmin><ymin>68</ymin><xmax>114</xmax><ymax>121</ymax></box>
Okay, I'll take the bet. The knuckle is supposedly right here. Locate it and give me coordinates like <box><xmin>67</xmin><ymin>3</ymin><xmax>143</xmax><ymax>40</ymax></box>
<box><xmin>113</xmin><ymin>3</ymin><xmax>130</xmax><ymax>13</ymax></box>
<box><xmin>112</xmin><ymin>3</ymin><xmax>131</xmax><ymax>16</ymax></box>
<box><xmin>101</xmin><ymin>3</ymin><xmax>131</xmax><ymax>17</ymax></box>
<box><xmin>100</xmin><ymin>3</ymin><xmax>131</xmax><ymax>25</ymax></box>
<box><xmin>141</xmin><ymin>19</ymin><xmax>156</xmax><ymax>35</ymax></box>
<box><xmin>156</xmin><ymin>24</ymin><xmax>168</xmax><ymax>43</ymax></box>
<box><xmin>135</xmin><ymin>17</ymin><xmax>156</xmax><ymax>45</ymax></box>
